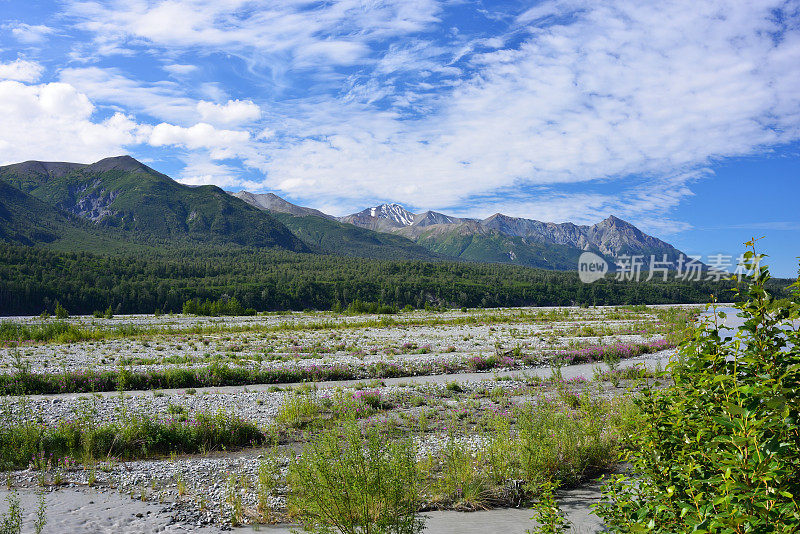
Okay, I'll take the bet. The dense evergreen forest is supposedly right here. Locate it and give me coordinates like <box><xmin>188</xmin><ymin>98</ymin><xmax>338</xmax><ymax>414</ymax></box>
<box><xmin>1</xmin><ymin>244</ymin><xmax>788</xmax><ymax>316</ymax></box>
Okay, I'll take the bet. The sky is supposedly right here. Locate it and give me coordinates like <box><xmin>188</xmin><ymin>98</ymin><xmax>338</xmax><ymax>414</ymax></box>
<box><xmin>0</xmin><ymin>0</ymin><xmax>798</xmax><ymax>276</ymax></box>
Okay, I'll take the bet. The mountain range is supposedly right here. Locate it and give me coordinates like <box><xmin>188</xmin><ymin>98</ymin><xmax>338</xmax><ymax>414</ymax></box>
<box><xmin>1</xmin><ymin>155</ymin><xmax>688</xmax><ymax>270</ymax></box>
<box><xmin>235</xmin><ymin>194</ymin><xmax>687</xmax><ymax>270</ymax></box>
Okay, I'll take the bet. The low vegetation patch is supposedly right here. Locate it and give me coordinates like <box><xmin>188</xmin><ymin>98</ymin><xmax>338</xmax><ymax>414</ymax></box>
<box><xmin>420</xmin><ymin>394</ymin><xmax>636</xmax><ymax>511</ymax></box>
<box><xmin>282</xmin><ymin>391</ymin><xmax>638</xmax><ymax>531</ymax></box>
<box><xmin>0</xmin><ymin>410</ymin><xmax>264</xmax><ymax>470</ymax></box>
<box><xmin>182</xmin><ymin>297</ymin><xmax>256</xmax><ymax>317</ymax></box>
<box><xmin>546</xmin><ymin>338</ymin><xmax>673</xmax><ymax>365</ymax></box>
<box><xmin>0</xmin><ymin>363</ymin><xmax>361</xmax><ymax>395</ymax></box>
<box><xmin>288</xmin><ymin>420</ymin><xmax>424</xmax><ymax>534</ymax></box>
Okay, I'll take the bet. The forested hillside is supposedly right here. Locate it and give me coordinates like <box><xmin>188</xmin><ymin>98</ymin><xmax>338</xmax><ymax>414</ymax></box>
<box><xmin>1</xmin><ymin>244</ymin><xmax>783</xmax><ymax>316</ymax></box>
<box><xmin>0</xmin><ymin>156</ymin><xmax>307</xmax><ymax>251</ymax></box>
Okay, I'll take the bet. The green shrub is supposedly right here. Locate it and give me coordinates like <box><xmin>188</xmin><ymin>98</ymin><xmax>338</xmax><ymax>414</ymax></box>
<box><xmin>353</xmin><ymin>389</ymin><xmax>384</xmax><ymax>409</ymax></box>
<box><xmin>433</xmin><ymin>439</ymin><xmax>493</xmax><ymax>510</ymax></box>
<box><xmin>445</xmin><ymin>382</ymin><xmax>463</xmax><ymax>393</ymax></box>
<box><xmin>345</xmin><ymin>300</ymin><xmax>398</xmax><ymax>315</ymax></box>
<box><xmin>276</xmin><ymin>393</ymin><xmax>321</xmax><ymax>429</ymax></box>
<box><xmin>527</xmin><ymin>479</ymin><xmax>570</xmax><ymax>534</ymax></box>
<box><xmin>53</xmin><ymin>302</ymin><xmax>68</xmax><ymax>319</ymax></box>
<box><xmin>288</xmin><ymin>421</ymin><xmax>424</xmax><ymax>534</ymax></box>
<box><xmin>596</xmin><ymin>243</ymin><xmax>800</xmax><ymax>532</ymax></box>
<box><xmin>0</xmin><ymin>320</ymin><xmax>89</xmax><ymax>344</ymax></box>
<box><xmin>0</xmin><ymin>491</ymin><xmax>22</xmax><ymax>534</ymax></box>
<box><xmin>513</xmin><ymin>399</ymin><xmax>618</xmax><ymax>488</ymax></box>
<box><xmin>182</xmin><ymin>296</ymin><xmax>247</xmax><ymax>316</ymax></box>
<box><xmin>257</xmin><ymin>454</ymin><xmax>282</xmax><ymax>522</ymax></box>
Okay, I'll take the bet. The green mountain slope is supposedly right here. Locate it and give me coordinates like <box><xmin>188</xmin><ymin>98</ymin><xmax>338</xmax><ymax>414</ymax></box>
<box><xmin>0</xmin><ymin>178</ymin><xmax>140</xmax><ymax>253</ymax></box>
<box><xmin>0</xmin><ymin>179</ymin><xmax>74</xmax><ymax>245</ymax></box>
<box><xmin>414</xmin><ymin>228</ymin><xmax>604</xmax><ymax>270</ymax></box>
<box><xmin>0</xmin><ymin>156</ymin><xmax>308</xmax><ymax>251</ymax></box>
<box><xmin>264</xmin><ymin>212</ymin><xmax>441</xmax><ymax>261</ymax></box>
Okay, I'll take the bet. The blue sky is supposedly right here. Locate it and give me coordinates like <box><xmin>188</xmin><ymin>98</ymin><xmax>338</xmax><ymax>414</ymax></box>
<box><xmin>0</xmin><ymin>0</ymin><xmax>798</xmax><ymax>276</ymax></box>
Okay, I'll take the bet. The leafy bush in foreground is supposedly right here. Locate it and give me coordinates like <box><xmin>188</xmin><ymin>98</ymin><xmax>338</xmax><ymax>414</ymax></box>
<box><xmin>596</xmin><ymin>243</ymin><xmax>800</xmax><ymax>532</ymax></box>
<box><xmin>288</xmin><ymin>421</ymin><xmax>424</xmax><ymax>534</ymax></box>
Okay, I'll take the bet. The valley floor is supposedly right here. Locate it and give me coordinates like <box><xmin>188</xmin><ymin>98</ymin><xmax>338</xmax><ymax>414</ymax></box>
<box><xmin>0</xmin><ymin>305</ymin><xmax>704</xmax><ymax>533</ymax></box>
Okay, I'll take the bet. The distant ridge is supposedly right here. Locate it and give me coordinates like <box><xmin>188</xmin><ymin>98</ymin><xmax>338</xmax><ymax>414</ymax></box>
<box><xmin>234</xmin><ymin>192</ymin><xmax>691</xmax><ymax>270</ymax></box>
<box><xmin>1</xmin><ymin>161</ymin><xmax>86</xmax><ymax>179</ymax></box>
<box><xmin>231</xmin><ymin>191</ymin><xmax>336</xmax><ymax>220</ymax></box>
<box><xmin>231</xmin><ymin>193</ymin><xmax>442</xmax><ymax>261</ymax></box>
<box><xmin>338</xmin><ymin>202</ymin><xmax>685</xmax><ymax>264</ymax></box>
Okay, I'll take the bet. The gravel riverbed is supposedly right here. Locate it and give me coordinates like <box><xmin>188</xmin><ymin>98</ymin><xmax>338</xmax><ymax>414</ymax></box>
<box><xmin>0</xmin><ymin>306</ymin><xmax>693</xmax><ymax>532</ymax></box>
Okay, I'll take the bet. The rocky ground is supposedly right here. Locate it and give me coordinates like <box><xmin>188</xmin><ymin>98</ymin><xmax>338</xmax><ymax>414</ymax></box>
<box><xmin>0</xmin><ymin>306</ymin><xmax>683</xmax><ymax>375</ymax></box>
<box><xmin>0</xmin><ymin>305</ymin><xmax>695</xmax><ymax>533</ymax></box>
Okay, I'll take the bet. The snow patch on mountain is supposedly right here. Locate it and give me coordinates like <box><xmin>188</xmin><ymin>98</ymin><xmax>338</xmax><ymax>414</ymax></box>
<box><xmin>368</xmin><ymin>203</ymin><xmax>415</xmax><ymax>226</ymax></box>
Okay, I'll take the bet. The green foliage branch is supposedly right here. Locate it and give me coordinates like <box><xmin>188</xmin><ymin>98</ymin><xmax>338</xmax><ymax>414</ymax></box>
<box><xmin>595</xmin><ymin>241</ymin><xmax>800</xmax><ymax>532</ymax></box>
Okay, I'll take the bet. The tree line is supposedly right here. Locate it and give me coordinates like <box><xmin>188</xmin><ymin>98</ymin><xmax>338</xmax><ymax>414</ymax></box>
<box><xmin>0</xmin><ymin>244</ymin><xmax>789</xmax><ymax>316</ymax></box>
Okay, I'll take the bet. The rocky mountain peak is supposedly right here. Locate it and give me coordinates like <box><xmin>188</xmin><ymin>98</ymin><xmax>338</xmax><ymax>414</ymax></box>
<box><xmin>413</xmin><ymin>211</ymin><xmax>462</xmax><ymax>227</ymax></box>
<box><xmin>231</xmin><ymin>191</ymin><xmax>334</xmax><ymax>220</ymax></box>
<box><xmin>599</xmin><ymin>215</ymin><xmax>631</xmax><ymax>227</ymax></box>
<box><xmin>84</xmin><ymin>155</ymin><xmax>152</xmax><ymax>174</ymax></box>
<box><xmin>367</xmin><ymin>203</ymin><xmax>416</xmax><ymax>226</ymax></box>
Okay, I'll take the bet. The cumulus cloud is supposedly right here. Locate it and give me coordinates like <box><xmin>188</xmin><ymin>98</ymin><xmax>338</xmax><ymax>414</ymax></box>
<box><xmin>149</xmin><ymin>122</ymin><xmax>250</xmax><ymax>159</ymax></box>
<box><xmin>0</xmin><ymin>80</ymin><xmax>148</xmax><ymax>164</ymax></box>
<box><xmin>197</xmin><ymin>99</ymin><xmax>261</xmax><ymax>126</ymax></box>
<box><xmin>0</xmin><ymin>77</ymin><xmax>250</xmax><ymax>168</ymax></box>
<box><xmin>0</xmin><ymin>59</ymin><xmax>45</xmax><ymax>83</ymax></box>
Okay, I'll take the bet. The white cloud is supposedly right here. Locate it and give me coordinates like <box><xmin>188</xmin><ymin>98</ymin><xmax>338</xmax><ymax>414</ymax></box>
<box><xmin>0</xmin><ymin>59</ymin><xmax>45</xmax><ymax>83</ymax></box>
<box><xmin>198</xmin><ymin>82</ymin><xmax>228</xmax><ymax>102</ymax></box>
<box><xmin>149</xmin><ymin>122</ymin><xmax>250</xmax><ymax>159</ymax></box>
<box><xmin>250</xmin><ymin>0</ymin><xmax>800</xmax><ymax>225</ymax></box>
<box><xmin>5</xmin><ymin>23</ymin><xmax>55</xmax><ymax>44</ymax></box>
<box><xmin>162</xmin><ymin>63</ymin><xmax>198</xmax><ymax>76</ymax></box>
<box><xmin>64</xmin><ymin>0</ymin><xmax>442</xmax><ymax>70</ymax></box>
<box><xmin>0</xmin><ymin>78</ymin><xmax>250</xmax><ymax>168</ymax></box>
<box><xmin>59</xmin><ymin>67</ymin><xmax>198</xmax><ymax>123</ymax></box>
<box><xmin>0</xmin><ymin>80</ymin><xmax>148</xmax><ymax>164</ymax></box>
<box><xmin>293</xmin><ymin>40</ymin><xmax>370</xmax><ymax>67</ymax></box>
<box><xmin>176</xmin><ymin>156</ymin><xmax>261</xmax><ymax>190</ymax></box>
<box><xmin>197</xmin><ymin>99</ymin><xmax>261</xmax><ymax>126</ymax></box>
